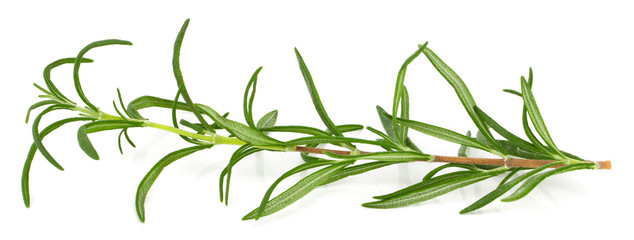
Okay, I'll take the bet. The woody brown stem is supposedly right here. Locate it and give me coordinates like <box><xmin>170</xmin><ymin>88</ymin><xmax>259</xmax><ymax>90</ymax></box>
<box><xmin>292</xmin><ymin>146</ymin><xmax>611</xmax><ymax>170</ymax></box>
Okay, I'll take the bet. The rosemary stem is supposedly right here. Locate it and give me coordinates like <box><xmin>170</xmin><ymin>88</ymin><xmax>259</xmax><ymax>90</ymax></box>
<box><xmin>81</xmin><ymin>107</ymin><xmax>612</xmax><ymax>170</ymax></box>
<box><xmin>290</xmin><ymin>146</ymin><xmax>611</xmax><ymax>170</ymax></box>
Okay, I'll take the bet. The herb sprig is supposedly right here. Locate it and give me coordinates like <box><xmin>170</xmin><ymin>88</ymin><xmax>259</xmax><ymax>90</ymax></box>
<box><xmin>22</xmin><ymin>19</ymin><xmax>610</xmax><ymax>222</ymax></box>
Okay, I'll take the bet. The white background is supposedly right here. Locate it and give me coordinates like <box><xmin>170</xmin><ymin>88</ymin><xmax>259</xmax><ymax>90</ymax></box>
<box><xmin>1</xmin><ymin>1</ymin><xmax>632</xmax><ymax>239</ymax></box>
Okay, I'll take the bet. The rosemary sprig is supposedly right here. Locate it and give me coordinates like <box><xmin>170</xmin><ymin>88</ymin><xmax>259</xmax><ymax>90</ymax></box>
<box><xmin>22</xmin><ymin>19</ymin><xmax>610</xmax><ymax>222</ymax></box>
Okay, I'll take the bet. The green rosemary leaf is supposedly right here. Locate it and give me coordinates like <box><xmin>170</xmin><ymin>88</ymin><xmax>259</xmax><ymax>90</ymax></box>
<box><xmin>395</xmin><ymin>117</ymin><xmax>496</xmax><ymax>154</ymax></box>
<box><xmin>260</xmin><ymin>125</ymin><xmax>328</xmax><ymax>136</ymax></box>
<box><xmin>172</xmin><ymin>19</ymin><xmax>213</xmax><ymax>132</ymax></box>
<box><xmin>333</xmin><ymin>124</ymin><xmax>364</xmax><ymax>133</ymax></box>
<box><xmin>135</xmin><ymin>145</ymin><xmax>210</xmax><ymax>222</ymax></box>
<box><xmin>32</xmin><ymin>105</ymin><xmax>75</xmax><ymax>170</ymax></box>
<box><xmin>502</xmin><ymin>89</ymin><xmax>522</xmax><ymax>97</ymax></box>
<box><xmin>422</xmin><ymin>163</ymin><xmax>483</xmax><ymax>182</ymax></box>
<box><xmin>256</xmin><ymin>110</ymin><xmax>278</xmax><ymax>129</ymax></box>
<box><xmin>116</xmin><ymin>88</ymin><xmax>133</xmax><ymax>119</ymax></box>
<box><xmin>172</xmin><ymin>84</ymin><xmax>202</xmax><ymax>145</ymax></box>
<box><xmin>393</xmin><ymin>43</ymin><xmax>427</xmax><ymax>144</ymax></box>
<box><xmin>44</xmin><ymin>57</ymin><xmax>93</xmax><ymax>103</ymax></box>
<box><xmin>179</xmin><ymin>119</ymin><xmax>206</xmax><ymax>133</ymax></box>
<box><xmin>244</xmin><ymin>67</ymin><xmax>263</xmax><ymax>129</ymax></box>
<box><xmin>422</xmin><ymin>47</ymin><xmax>502</xmax><ymax>153</ymax></box>
<box><xmin>294</xmin><ymin>48</ymin><xmax>343</xmax><ymax>137</ymax></box>
<box><xmin>33</xmin><ymin>83</ymin><xmax>54</xmax><ymax>96</ymax></box>
<box><xmin>123</xmin><ymin>128</ymin><xmax>136</xmax><ymax>147</ymax></box>
<box><xmin>520</xmin><ymin>77</ymin><xmax>566</xmax><ymax>158</ymax></box>
<box><xmin>377</xmin><ymin>106</ymin><xmax>422</xmax><ymax>152</ymax></box>
<box><xmin>77</xmin><ymin>124</ymin><xmax>100</xmax><ymax>160</ymax></box>
<box><xmin>254</xmin><ymin>160</ymin><xmax>339</xmax><ymax>220</ymax></box>
<box><xmin>501</xmin><ymin>162</ymin><xmax>596</xmax><ymax>202</ymax></box>
<box><xmin>83</xmin><ymin>120</ymin><xmax>144</xmax><ymax>133</ymax></box>
<box><xmin>25</xmin><ymin>100</ymin><xmax>57</xmax><ymax>123</ymax></box>
<box><xmin>22</xmin><ymin>117</ymin><xmax>92</xmax><ymax>207</ymax></box>
<box><xmin>457</xmin><ymin>131</ymin><xmax>471</xmax><ymax>157</ymax></box>
<box><xmin>117</xmin><ymin>128</ymin><xmax>125</xmax><ymax>154</ymax></box>
<box><xmin>459</xmin><ymin>161</ymin><xmax>563</xmax><ymax>214</ymax></box>
<box><xmin>498</xmin><ymin>168</ymin><xmax>523</xmax><ymax>187</ymax></box>
<box><xmin>285</xmin><ymin>136</ymin><xmax>390</xmax><ymax>148</ymax></box>
<box><xmin>197</xmin><ymin>104</ymin><xmax>284</xmax><ymax>146</ymax></box>
<box><xmin>126</xmin><ymin>96</ymin><xmax>189</xmax><ymax>119</ymax></box>
<box><xmin>517</xmin><ymin>72</ymin><xmax>554</xmax><ymax>156</ymax></box>
<box><xmin>496</xmin><ymin>140</ymin><xmax>553</xmax><ymax>160</ymax></box>
<box><xmin>77</xmin><ymin>120</ymin><xmax>145</xmax><ymax>160</ymax></box>
<box><xmin>374</xmin><ymin>170</ymin><xmax>477</xmax><ymax>200</ymax></box>
<box><xmin>399</xmin><ymin>86</ymin><xmax>410</xmax><ymax>142</ymax></box>
<box><xmin>367</xmin><ymin>126</ymin><xmax>402</xmax><ymax>150</ymax></box>
<box><xmin>74</xmin><ymin>39</ymin><xmax>132</xmax><ymax>111</ymax></box>
<box><xmin>243</xmin><ymin>161</ymin><xmax>352</xmax><ymax>220</ymax></box>
<box><xmin>377</xmin><ymin>106</ymin><xmax>398</xmax><ymax>141</ymax></box>
<box><xmin>323</xmin><ymin>151</ymin><xmax>430</xmax><ymax>162</ymax></box>
<box><xmin>363</xmin><ymin>168</ymin><xmax>505</xmax><ymax>208</ymax></box>
<box><xmin>321</xmin><ymin>161</ymin><xmax>397</xmax><ymax>185</ymax></box>
<box><xmin>219</xmin><ymin>145</ymin><xmax>263</xmax><ymax>204</ymax></box>
<box><xmin>474</xmin><ymin>107</ymin><xmax>544</xmax><ymax>154</ymax></box>
<box><xmin>112</xmin><ymin>100</ymin><xmax>127</xmax><ymax>119</ymax></box>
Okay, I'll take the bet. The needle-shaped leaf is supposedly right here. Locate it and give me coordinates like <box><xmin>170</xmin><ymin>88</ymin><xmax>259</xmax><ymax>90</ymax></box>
<box><xmin>117</xmin><ymin>128</ymin><xmax>125</xmax><ymax>154</ymax></box>
<box><xmin>44</xmin><ymin>57</ymin><xmax>93</xmax><ymax>103</ymax></box>
<box><xmin>515</xmin><ymin>72</ymin><xmax>554</xmax><ymax>156</ymax></box>
<box><xmin>520</xmin><ymin>77</ymin><xmax>566</xmax><ymax>158</ymax></box>
<box><xmin>422</xmin><ymin>47</ymin><xmax>502</xmax><ymax>153</ymax></box>
<box><xmin>25</xmin><ymin>100</ymin><xmax>57</xmax><ymax>123</ymax></box>
<box><xmin>503</xmin><ymin>88</ymin><xmax>522</xmax><ymax>97</ymax></box>
<box><xmin>77</xmin><ymin>120</ymin><xmax>145</xmax><ymax>160</ymax></box>
<box><xmin>324</xmin><ymin>151</ymin><xmax>430</xmax><ymax>162</ymax></box>
<box><xmin>172</xmin><ymin>84</ymin><xmax>202</xmax><ymax>145</ymax></box>
<box><xmin>393</xmin><ymin>43</ymin><xmax>427</xmax><ymax>144</ymax></box>
<box><xmin>116</xmin><ymin>128</ymin><xmax>137</xmax><ymax>154</ymax></box>
<box><xmin>172</xmin><ymin>19</ymin><xmax>213</xmax><ymax>132</ymax></box>
<box><xmin>501</xmin><ymin>162</ymin><xmax>596</xmax><ymax>202</ymax></box>
<box><xmin>116</xmin><ymin>88</ymin><xmax>134</xmax><ymax>119</ymax></box>
<box><xmin>74</xmin><ymin>39</ymin><xmax>132</xmax><ymax>111</ymax></box>
<box><xmin>457</xmin><ymin>131</ymin><xmax>471</xmax><ymax>157</ymax></box>
<box><xmin>363</xmin><ymin>168</ymin><xmax>505</xmax><ymax>208</ymax></box>
<box><xmin>377</xmin><ymin>106</ymin><xmax>422</xmax><ymax>152</ymax></box>
<box><xmin>321</xmin><ymin>161</ymin><xmax>397</xmax><ymax>185</ymax></box>
<box><xmin>377</xmin><ymin>106</ymin><xmax>398</xmax><ymax>141</ymax></box>
<box><xmin>474</xmin><ymin>106</ymin><xmax>543</xmax><ymax>154</ymax></box>
<box><xmin>243</xmin><ymin>161</ymin><xmax>352</xmax><ymax>220</ymax></box>
<box><xmin>196</xmin><ymin>104</ymin><xmax>284</xmax><ymax>146</ymax></box>
<box><xmin>244</xmin><ymin>67</ymin><xmax>263</xmax><ymax>129</ymax></box>
<box><xmin>498</xmin><ymin>168</ymin><xmax>523</xmax><ymax>187</ymax></box>
<box><xmin>22</xmin><ymin>117</ymin><xmax>92</xmax><ymax>207</ymax></box>
<box><xmin>394</xmin><ymin>116</ymin><xmax>496</xmax><ymax>154</ymax></box>
<box><xmin>256</xmin><ymin>110</ymin><xmax>278</xmax><ymax>129</ymax></box>
<box><xmin>399</xmin><ymin>86</ymin><xmax>410</xmax><ymax>142</ymax></box>
<box><xmin>219</xmin><ymin>145</ymin><xmax>263</xmax><ymax>204</ymax></box>
<box><xmin>285</xmin><ymin>136</ymin><xmax>390</xmax><ymax>149</ymax></box>
<box><xmin>496</xmin><ymin>140</ymin><xmax>553</xmax><ymax>160</ymax></box>
<box><xmin>179</xmin><ymin>119</ymin><xmax>206</xmax><ymax>133</ymax></box>
<box><xmin>366</xmin><ymin>126</ymin><xmax>402</xmax><ymax>150</ymax></box>
<box><xmin>254</xmin><ymin>160</ymin><xmax>338</xmax><ymax>220</ymax></box>
<box><xmin>294</xmin><ymin>48</ymin><xmax>343</xmax><ymax>138</ymax></box>
<box><xmin>422</xmin><ymin>163</ymin><xmax>483</xmax><ymax>182</ymax></box>
<box><xmin>459</xmin><ymin>161</ymin><xmax>563</xmax><ymax>214</ymax></box>
<box><xmin>135</xmin><ymin>145</ymin><xmax>210</xmax><ymax>222</ymax></box>
<box><xmin>126</xmin><ymin>96</ymin><xmax>189</xmax><ymax>118</ymax></box>
<box><xmin>32</xmin><ymin>105</ymin><xmax>75</xmax><ymax>170</ymax></box>
<box><xmin>374</xmin><ymin>170</ymin><xmax>478</xmax><ymax>200</ymax></box>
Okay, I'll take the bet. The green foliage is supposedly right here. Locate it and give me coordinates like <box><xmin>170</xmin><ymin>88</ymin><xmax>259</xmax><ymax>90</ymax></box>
<box><xmin>22</xmin><ymin>19</ymin><xmax>606</xmax><ymax>222</ymax></box>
